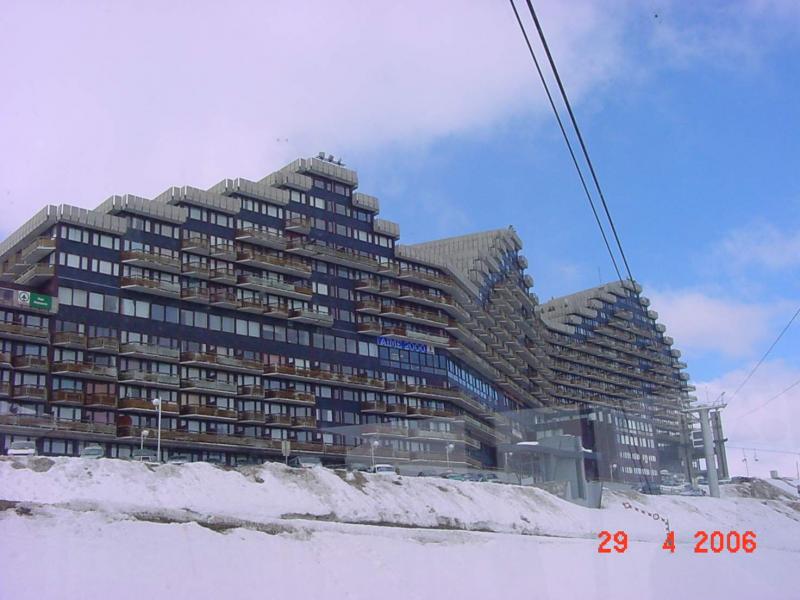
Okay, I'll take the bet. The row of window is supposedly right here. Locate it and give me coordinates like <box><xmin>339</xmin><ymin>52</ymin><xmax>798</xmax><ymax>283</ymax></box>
<box><xmin>57</xmin><ymin>252</ymin><xmax>119</xmax><ymax>276</ymax></box>
<box><xmin>60</xmin><ymin>226</ymin><xmax>120</xmax><ymax>250</ymax></box>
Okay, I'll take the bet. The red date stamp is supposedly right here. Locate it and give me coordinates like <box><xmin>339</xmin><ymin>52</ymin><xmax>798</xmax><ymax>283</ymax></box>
<box><xmin>598</xmin><ymin>530</ymin><xmax>757</xmax><ymax>554</ymax></box>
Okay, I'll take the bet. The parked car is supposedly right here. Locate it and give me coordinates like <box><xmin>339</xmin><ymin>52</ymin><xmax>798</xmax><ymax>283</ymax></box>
<box><xmin>678</xmin><ymin>484</ymin><xmax>707</xmax><ymax>497</ymax></box>
<box><xmin>79</xmin><ymin>445</ymin><xmax>105</xmax><ymax>459</ymax></box>
<box><xmin>167</xmin><ymin>453</ymin><xmax>192</xmax><ymax>465</ymax></box>
<box><xmin>638</xmin><ymin>482</ymin><xmax>662</xmax><ymax>495</ymax></box>
<box><xmin>132</xmin><ymin>449</ymin><xmax>158</xmax><ymax>463</ymax></box>
<box><xmin>348</xmin><ymin>463</ymin><xmax>371</xmax><ymax>472</ymax></box>
<box><xmin>441</xmin><ymin>471</ymin><xmax>468</xmax><ymax>481</ymax></box>
<box><xmin>367</xmin><ymin>464</ymin><xmax>397</xmax><ymax>475</ymax></box>
<box><xmin>287</xmin><ymin>455</ymin><xmax>322</xmax><ymax>469</ymax></box>
<box><xmin>417</xmin><ymin>470</ymin><xmax>438</xmax><ymax>477</ymax></box>
<box><xmin>7</xmin><ymin>440</ymin><xmax>37</xmax><ymax>457</ymax></box>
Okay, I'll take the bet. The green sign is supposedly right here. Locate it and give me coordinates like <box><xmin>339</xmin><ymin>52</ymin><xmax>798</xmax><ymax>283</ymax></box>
<box><xmin>16</xmin><ymin>290</ymin><xmax>53</xmax><ymax>312</ymax></box>
<box><xmin>29</xmin><ymin>293</ymin><xmax>52</xmax><ymax>310</ymax></box>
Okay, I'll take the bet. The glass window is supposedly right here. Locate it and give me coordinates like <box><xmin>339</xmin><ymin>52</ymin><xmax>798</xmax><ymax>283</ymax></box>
<box><xmin>89</xmin><ymin>292</ymin><xmax>103</xmax><ymax>311</ymax></box>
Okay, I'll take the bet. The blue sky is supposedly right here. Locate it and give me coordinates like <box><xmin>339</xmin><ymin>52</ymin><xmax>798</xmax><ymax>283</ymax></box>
<box><xmin>1</xmin><ymin>0</ymin><xmax>797</xmax><ymax>473</ymax></box>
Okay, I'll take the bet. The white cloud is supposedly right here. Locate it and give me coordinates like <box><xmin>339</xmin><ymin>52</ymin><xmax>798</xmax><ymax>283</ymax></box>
<box><xmin>649</xmin><ymin>0</ymin><xmax>800</xmax><ymax>69</ymax></box>
<box><xmin>0</xmin><ymin>0</ymin><xmax>629</xmax><ymax>235</ymax></box>
<box><xmin>696</xmin><ymin>360</ymin><xmax>800</xmax><ymax>479</ymax></box>
<box><xmin>715</xmin><ymin>223</ymin><xmax>800</xmax><ymax>272</ymax></box>
<box><xmin>647</xmin><ymin>288</ymin><xmax>781</xmax><ymax>358</ymax></box>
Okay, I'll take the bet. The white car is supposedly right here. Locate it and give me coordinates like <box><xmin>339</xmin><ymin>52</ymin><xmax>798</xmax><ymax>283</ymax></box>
<box><xmin>8</xmin><ymin>441</ymin><xmax>37</xmax><ymax>457</ymax></box>
<box><xmin>368</xmin><ymin>464</ymin><xmax>397</xmax><ymax>475</ymax></box>
<box><xmin>80</xmin><ymin>445</ymin><xmax>105</xmax><ymax>459</ymax></box>
<box><xmin>288</xmin><ymin>455</ymin><xmax>322</xmax><ymax>469</ymax></box>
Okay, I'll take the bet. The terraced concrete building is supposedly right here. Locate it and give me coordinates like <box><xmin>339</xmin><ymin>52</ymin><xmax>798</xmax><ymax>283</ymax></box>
<box><xmin>0</xmin><ymin>155</ymin><xmax>697</xmax><ymax>482</ymax></box>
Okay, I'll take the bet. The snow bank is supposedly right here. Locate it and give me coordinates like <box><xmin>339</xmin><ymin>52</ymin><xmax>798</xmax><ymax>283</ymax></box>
<box><xmin>2</xmin><ymin>457</ymin><xmax>800</xmax><ymax>600</ymax></box>
<box><xmin>2</xmin><ymin>457</ymin><xmax>799</xmax><ymax>549</ymax></box>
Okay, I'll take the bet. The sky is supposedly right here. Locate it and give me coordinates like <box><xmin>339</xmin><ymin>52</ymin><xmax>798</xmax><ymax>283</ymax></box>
<box><xmin>1</xmin><ymin>0</ymin><xmax>798</xmax><ymax>476</ymax></box>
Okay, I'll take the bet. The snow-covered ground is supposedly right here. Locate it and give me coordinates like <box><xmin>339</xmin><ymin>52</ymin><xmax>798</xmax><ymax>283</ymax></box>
<box><xmin>1</xmin><ymin>457</ymin><xmax>799</xmax><ymax>600</ymax></box>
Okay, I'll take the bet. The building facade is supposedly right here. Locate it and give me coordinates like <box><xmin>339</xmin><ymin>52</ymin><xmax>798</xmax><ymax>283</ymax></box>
<box><xmin>0</xmin><ymin>156</ymin><xmax>703</xmax><ymax>482</ymax></box>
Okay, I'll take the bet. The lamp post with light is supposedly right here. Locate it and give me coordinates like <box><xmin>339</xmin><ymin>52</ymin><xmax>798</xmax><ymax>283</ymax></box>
<box><xmin>151</xmin><ymin>398</ymin><xmax>162</xmax><ymax>462</ymax></box>
<box><xmin>370</xmin><ymin>440</ymin><xmax>380</xmax><ymax>470</ymax></box>
<box><xmin>445</xmin><ymin>443</ymin><xmax>455</xmax><ymax>470</ymax></box>
<box><xmin>140</xmin><ymin>429</ymin><xmax>150</xmax><ymax>452</ymax></box>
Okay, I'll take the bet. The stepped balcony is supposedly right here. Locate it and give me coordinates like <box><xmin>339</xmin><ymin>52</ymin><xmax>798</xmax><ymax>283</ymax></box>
<box><xmin>121</xmin><ymin>249</ymin><xmax>181</xmax><ymax>274</ymax></box>
<box><xmin>180</xmin><ymin>351</ymin><xmax>262</xmax><ymax>374</ymax></box>
<box><xmin>284</xmin><ymin>217</ymin><xmax>311</xmax><ymax>234</ymax></box>
<box><xmin>180</xmin><ymin>404</ymin><xmax>238</xmax><ymax>420</ymax></box>
<box><xmin>290</xmin><ymin>416</ymin><xmax>317</xmax><ymax>429</ymax></box>
<box><xmin>408</xmin><ymin>428</ymin><xmax>464</xmax><ymax>442</ymax></box>
<box><xmin>264</xmin><ymin>413</ymin><xmax>293</xmax><ymax>427</ymax></box>
<box><xmin>121</xmin><ymin>276</ymin><xmax>180</xmax><ymax>299</ymax></box>
<box><xmin>0</xmin><ymin>321</ymin><xmax>49</xmax><ymax>342</ymax></box>
<box><xmin>209</xmin><ymin>289</ymin><xmax>239</xmax><ymax>309</ymax></box>
<box><xmin>406</xmin><ymin>406</ymin><xmax>457</xmax><ymax>419</ymax></box>
<box><xmin>181</xmin><ymin>261</ymin><xmax>211</xmax><ymax>280</ymax></box>
<box><xmin>264</xmin><ymin>389</ymin><xmax>316</xmax><ymax>406</ymax></box>
<box><xmin>50</xmin><ymin>389</ymin><xmax>85</xmax><ymax>405</ymax></box>
<box><xmin>180</xmin><ymin>378</ymin><xmax>238</xmax><ymax>394</ymax></box>
<box><xmin>263</xmin><ymin>303</ymin><xmax>291</xmax><ymax>319</ymax></box>
<box><xmin>355</xmin><ymin>299</ymin><xmax>382</xmax><ymax>314</ymax></box>
<box><xmin>361</xmin><ymin>401</ymin><xmax>387</xmax><ymax>414</ymax></box>
<box><xmin>383</xmin><ymin>403</ymin><xmax>406</xmax><ymax>415</ymax></box>
<box><xmin>52</xmin><ymin>331</ymin><xmax>87</xmax><ymax>349</ymax></box>
<box><xmin>16</xmin><ymin>263</ymin><xmax>55</xmax><ymax>286</ymax></box>
<box><xmin>12</xmin><ymin>385</ymin><xmax>48</xmax><ymax>401</ymax></box>
<box><xmin>118</xmin><ymin>370</ymin><xmax>180</xmax><ymax>388</ymax></box>
<box><xmin>12</xmin><ymin>354</ymin><xmax>49</xmax><ymax>371</ymax></box>
<box><xmin>379</xmin><ymin>304</ymin><xmax>450</xmax><ymax>328</ymax></box>
<box><xmin>118</xmin><ymin>397</ymin><xmax>179</xmax><ymax>414</ymax></box>
<box><xmin>51</xmin><ymin>361</ymin><xmax>118</xmax><ymax>380</ymax></box>
<box><xmin>235</xmin><ymin>250</ymin><xmax>312</xmax><ymax>277</ymax></box>
<box><xmin>360</xmin><ymin>424</ymin><xmax>409</xmax><ymax>438</ymax></box>
<box><xmin>83</xmin><ymin>392</ymin><xmax>117</xmax><ymax>408</ymax></box>
<box><xmin>180</xmin><ymin>287</ymin><xmax>210</xmax><ymax>304</ymax></box>
<box><xmin>234</xmin><ymin>227</ymin><xmax>288</xmax><ymax>250</ymax></box>
<box><xmin>236</xmin><ymin>384</ymin><xmax>265</xmax><ymax>398</ymax></box>
<box><xmin>286</xmin><ymin>240</ymin><xmax>382</xmax><ymax>272</ymax></box>
<box><xmin>19</xmin><ymin>237</ymin><xmax>56</xmax><ymax>264</ymax></box>
<box><xmin>87</xmin><ymin>336</ymin><xmax>120</xmax><ymax>353</ymax></box>
<box><xmin>288</xmin><ymin>308</ymin><xmax>334</xmax><ymax>327</ymax></box>
<box><xmin>119</xmin><ymin>342</ymin><xmax>180</xmax><ymax>361</ymax></box>
<box><xmin>236</xmin><ymin>273</ymin><xmax>313</xmax><ymax>300</ymax></box>
<box><xmin>180</xmin><ymin>236</ymin><xmax>210</xmax><ymax>255</ymax></box>
<box><xmin>210</xmin><ymin>242</ymin><xmax>237</xmax><ymax>261</ymax></box>
<box><xmin>396</xmin><ymin>267</ymin><xmax>455</xmax><ymax>292</ymax></box>
<box><xmin>237</xmin><ymin>410</ymin><xmax>266</xmax><ymax>424</ymax></box>
<box><xmin>210</xmin><ymin>266</ymin><xmax>237</xmax><ymax>285</ymax></box>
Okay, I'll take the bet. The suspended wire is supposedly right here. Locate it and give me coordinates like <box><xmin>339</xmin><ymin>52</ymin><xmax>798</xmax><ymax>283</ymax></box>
<box><xmin>727</xmin><ymin>445</ymin><xmax>800</xmax><ymax>456</ymax></box>
<box><xmin>508</xmin><ymin>0</ymin><xmax>623</xmax><ymax>283</ymax></box>
<box><xmin>734</xmin><ymin>375</ymin><xmax>800</xmax><ymax>420</ymax></box>
<box><xmin>728</xmin><ymin>304</ymin><xmax>800</xmax><ymax>402</ymax></box>
<box><xmin>524</xmin><ymin>0</ymin><xmax>635</xmax><ymax>283</ymax></box>
<box><xmin>509</xmin><ymin>0</ymin><xmax>659</xmax><ymax>485</ymax></box>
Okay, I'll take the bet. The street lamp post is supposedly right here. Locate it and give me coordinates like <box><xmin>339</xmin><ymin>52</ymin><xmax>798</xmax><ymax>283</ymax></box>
<box><xmin>140</xmin><ymin>429</ymin><xmax>150</xmax><ymax>452</ymax></box>
<box><xmin>445</xmin><ymin>443</ymin><xmax>455</xmax><ymax>471</ymax></box>
<box><xmin>151</xmin><ymin>398</ymin><xmax>162</xmax><ymax>462</ymax></box>
<box><xmin>370</xmin><ymin>440</ymin><xmax>380</xmax><ymax>470</ymax></box>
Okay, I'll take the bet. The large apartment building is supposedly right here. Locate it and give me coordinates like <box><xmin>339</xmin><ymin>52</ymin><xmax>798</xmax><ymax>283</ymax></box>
<box><xmin>0</xmin><ymin>155</ymin><xmax>701</xmax><ymax>482</ymax></box>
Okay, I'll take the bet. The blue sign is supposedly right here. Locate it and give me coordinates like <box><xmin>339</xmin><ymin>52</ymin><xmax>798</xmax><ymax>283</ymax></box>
<box><xmin>377</xmin><ymin>336</ymin><xmax>433</xmax><ymax>354</ymax></box>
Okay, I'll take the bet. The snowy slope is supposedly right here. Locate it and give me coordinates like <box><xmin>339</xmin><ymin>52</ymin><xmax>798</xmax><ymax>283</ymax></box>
<box><xmin>2</xmin><ymin>457</ymin><xmax>799</xmax><ymax>600</ymax></box>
